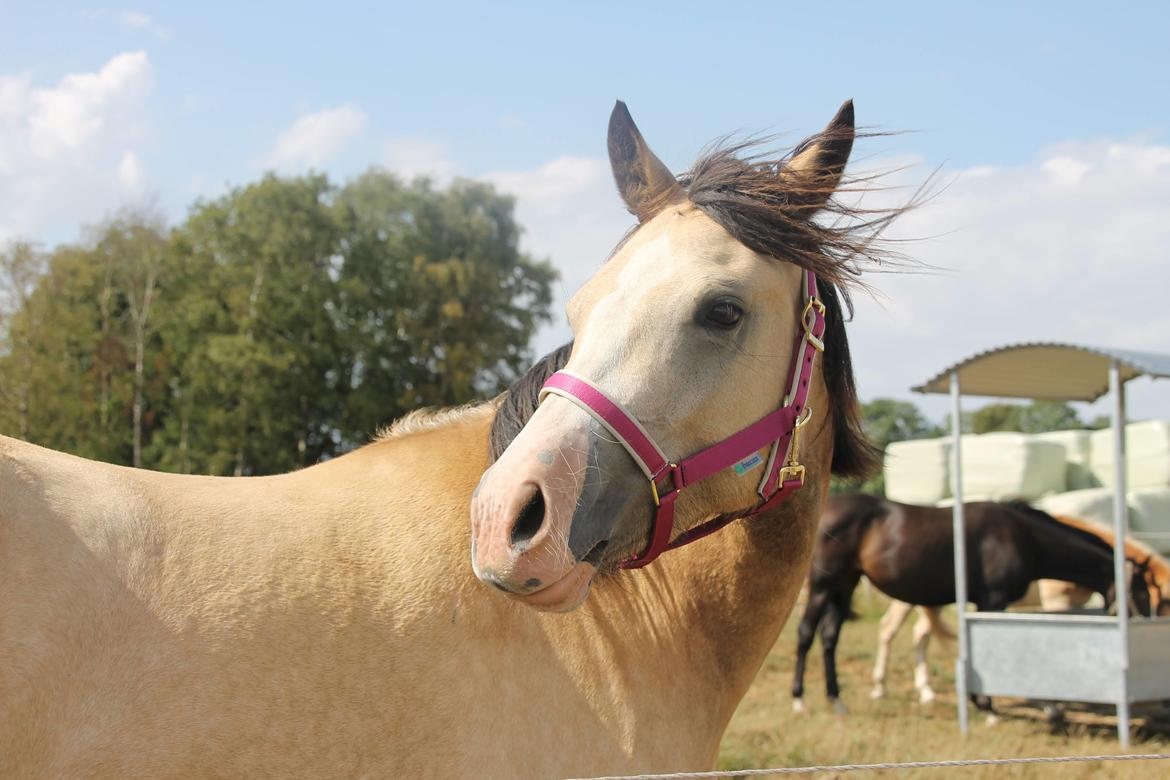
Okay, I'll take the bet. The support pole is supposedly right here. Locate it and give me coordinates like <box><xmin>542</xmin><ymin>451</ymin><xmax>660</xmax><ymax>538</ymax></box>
<box><xmin>950</xmin><ymin>371</ymin><xmax>969</xmax><ymax>735</ymax></box>
<box><xmin>1110</xmin><ymin>360</ymin><xmax>1131</xmax><ymax>748</ymax></box>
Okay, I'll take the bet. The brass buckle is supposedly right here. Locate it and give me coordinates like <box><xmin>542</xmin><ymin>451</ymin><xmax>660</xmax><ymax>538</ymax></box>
<box><xmin>778</xmin><ymin>463</ymin><xmax>806</xmax><ymax>486</ymax></box>
<box><xmin>802</xmin><ymin>298</ymin><xmax>826</xmax><ymax>352</ymax></box>
<box><xmin>650</xmin><ymin>463</ymin><xmax>678</xmax><ymax>507</ymax></box>
<box><xmin>802</xmin><ymin>297</ymin><xmax>826</xmax><ymax>318</ymax></box>
<box><xmin>778</xmin><ymin>407</ymin><xmax>813</xmax><ymax>488</ymax></box>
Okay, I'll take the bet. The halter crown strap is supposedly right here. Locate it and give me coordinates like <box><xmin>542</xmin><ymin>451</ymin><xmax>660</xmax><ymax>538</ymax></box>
<box><xmin>538</xmin><ymin>269</ymin><xmax>827</xmax><ymax>568</ymax></box>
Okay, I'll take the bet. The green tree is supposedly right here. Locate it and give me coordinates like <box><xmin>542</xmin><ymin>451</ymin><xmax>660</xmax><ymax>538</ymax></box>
<box><xmin>157</xmin><ymin>173</ymin><xmax>346</xmax><ymax>475</ymax></box>
<box><xmin>93</xmin><ymin>214</ymin><xmax>169</xmax><ymax>467</ymax></box>
<box><xmin>0</xmin><ymin>242</ymin><xmax>46</xmax><ymax>440</ymax></box>
<box><xmin>971</xmin><ymin>400</ymin><xmax>1087</xmax><ymax>434</ymax></box>
<box><xmin>0</xmin><ymin>218</ymin><xmax>173</xmax><ymax>463</ymax></box>
<box><xmin>333</xmin><ymin>170</ymin><xmax>555</xmax><ymax>445</ymax></box>
<box><xmin>0</xmin><ymin>170</ymin><xmax>555</xmax><ymax>476</ymax></box>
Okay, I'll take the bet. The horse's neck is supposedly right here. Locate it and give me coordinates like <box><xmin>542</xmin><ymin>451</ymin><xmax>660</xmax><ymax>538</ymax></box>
<box><xmin>367</xmin><ymin>411</ymin><xmax>823</xmax><ymax>767</ymax></box>
<box><xmin>592</xmin><ymin>489</ymin><xmax>821</xmax><ymax>724</ymax></box>
<box><xmin>1026</xmin><ymin>519</ymin><xmax>1114</xmax><ymax>589</ymax></box>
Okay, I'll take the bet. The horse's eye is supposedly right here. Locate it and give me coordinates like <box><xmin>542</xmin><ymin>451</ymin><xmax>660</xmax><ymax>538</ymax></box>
<box><xmin>705</xmin><ymin>301</ymin><xmax>743</xmax><ymax>329</ymax></box>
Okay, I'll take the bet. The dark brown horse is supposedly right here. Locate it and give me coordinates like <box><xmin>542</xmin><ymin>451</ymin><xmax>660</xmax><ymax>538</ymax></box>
<box><xmin>790</xmin><ymin>493</ymin><xmax>1152</xmax><ymax>714</ymax></box>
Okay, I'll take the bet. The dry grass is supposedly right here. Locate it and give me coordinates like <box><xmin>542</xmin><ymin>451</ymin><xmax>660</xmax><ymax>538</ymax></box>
<box><xmin>719</xmin><ymin>588</ymin><xmax>1170</xmax><ymax>778</ymax></box>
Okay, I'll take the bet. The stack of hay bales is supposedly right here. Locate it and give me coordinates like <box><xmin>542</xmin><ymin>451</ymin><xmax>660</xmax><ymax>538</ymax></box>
<box><xmin>1089</xmin><ymin>420</ymin><xmax>1170</xmax><ymax>489</ymax></box>
<box><xmin>884</xmin><ymin>433</ymin><xmax>1065</xmax><ymax>506</ymax></box>
<box><xmin>882</xmin><ymin>421</ymin><xmax>1170</xmax><ymax>553</ymax></box>
<box><xmin>884</xmin><ymin>439</ymin><xmax>951</xmax><ymax>505</ymax></box>
<box><xmin>1033</xmin><ymin>430</ymin><xmax>1095</xmax><ymax>490</ymax></box>
<box><xmin>955</xmin><ymin>432</ymin><xmax>1066</xmax><ymax>502</ymax></box>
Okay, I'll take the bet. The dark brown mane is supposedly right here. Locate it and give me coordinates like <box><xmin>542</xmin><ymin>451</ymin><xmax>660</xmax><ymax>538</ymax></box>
<box><xmin>682</xmin><ymin>131</ymin><xmax>912</xmax><ymax>287</ymax></box>
<box><xmin>490</xmin><ymin>128</ymin><xmax>922</xmax><ymax>477</ymax></box>
<box><xmin>488</xmin><ymin>342</ymin><xmax>572</xmax><ymax>460</ymax></box>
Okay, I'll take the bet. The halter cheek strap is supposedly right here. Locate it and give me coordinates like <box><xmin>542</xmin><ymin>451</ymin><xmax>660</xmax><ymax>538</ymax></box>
<box><xmin>538</xmin><ymin>269</ymin><xmax>827</xmax><ymax>569</ymax></box>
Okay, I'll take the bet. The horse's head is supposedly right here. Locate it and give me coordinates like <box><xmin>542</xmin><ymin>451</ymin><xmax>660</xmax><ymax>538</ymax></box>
<box><xmin>471</xmin><ymin>100</ymin><xmax>870</xmax><ymax>611</ymax></box>
<box><xmin>1106</xmin><ymin>558</ymin><xmax>1154</xmax><ymax>618</ymax></box>
<box><xmin>1143</xmin><ymin>554</ymin><xmax>1170</xmax><ymax>617</ymax></box>
<box><xmin>1135</xmin><ymin>555</ymin><xmax>1170</xmax><ymax>617</ymax></box>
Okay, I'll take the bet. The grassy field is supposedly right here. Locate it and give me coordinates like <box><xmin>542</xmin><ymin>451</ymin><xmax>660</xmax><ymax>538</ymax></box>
<box><xmin>719</xmin><ymin>589</ymin><xmax>1170</xmax><ymax>778</ymax></box>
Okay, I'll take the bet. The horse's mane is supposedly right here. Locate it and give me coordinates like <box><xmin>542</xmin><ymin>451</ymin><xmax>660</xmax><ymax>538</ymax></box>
<box><xmin>682</xmin><ymin>133</ymin><xmax>915</xmax><ymax>288</ymax></box>
<box><xmin>488</xmin><ymin>343</ymin><xmax>572</xmax><ymax>460</ymax></box>
<box><xmin>487</xmin><ymin>125</ymin><xmax>926</xmax><ymax>476</ymax></box>
<box><xmin>1004</xmin><ymin>501</ymin><xmax>1120</xmax><ymax>558</ymax></box>
<box><xmin>379</xmin><ymin>402</ymin><xmax>494</xmax><ymax>442</ymax></box>
<box><xmin>1049</xmin><ymin>512</ymin><xmax>1170</xmax><ymax>599</ymax></box>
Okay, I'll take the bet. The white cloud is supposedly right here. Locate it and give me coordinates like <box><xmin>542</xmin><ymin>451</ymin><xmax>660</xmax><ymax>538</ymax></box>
<box><xmin>382</xmin><ymin>136</ymin><xmax>456</xmax><ymax>181</ymax></box>
<box><xmin>117</xmin><ymin>150</ymin><xmax>145</xmax><ymax>190</ymax></box>
<box><xmin>0</xmin><ymin>51</ymin><xmax>153</xmax><ymax>244</ymax></box>
<box><xmin>481</xmin><ymin>156</ymin><xmax>628</xmax><ymax>354</ymax></box>
<box><xmin>118</xmin><ymin>11</ymin><xmax>171</xmax><ymax>40</ymax></box>
<box><xmin>846</xmin><ymin>138</ymin><xmax>1170</xmax><ymax>421</ymax></box>
<box><xmin>1043</xmin><ymin>155</ymin><xmax>1090</xmax><ymax>186</ymax></box>
<box><xmin>267</xmin><ymin>104</ymin><xmax>367</xmax><ymax>170</ymax></box>
<box><xmin>484</xmin><ymin>156</ymin><xmax>607</xmax><ymax>215</ymax></box>
<box><xmin>10</xmin><ymin>51</ymin><xmax>152</xmax><ymax>162</ymax></box>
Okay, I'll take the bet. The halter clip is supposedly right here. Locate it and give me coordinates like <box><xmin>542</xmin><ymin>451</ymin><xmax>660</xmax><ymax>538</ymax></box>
<box><xmin>777</xmin><ymin>406</ymin><xmax>814</xmax><ymax>487</ymax></box>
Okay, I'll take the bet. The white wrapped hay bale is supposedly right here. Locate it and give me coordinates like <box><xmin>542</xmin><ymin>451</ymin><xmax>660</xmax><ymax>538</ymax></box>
<box><xmin>935</xmin><ymin>495</ymin><xmax>996</xmax><ymax>508</ymax></box>
<box><xmin>1033</xmin><ymin>429</ymin><xmax>1097</xmax><ymax>490</ymax></box>
<box><xmin>1036</xmin><ymin>487</ymin><xmax>1122</xmax><ymax>528</ymax></box>
<box><xmin>1089</xmin><ymin>420</ymin><xmax>1170</xmax><ymax>489</ymax></box>
<box><xmin>1129</xmin><ymin>487</ymin><xmax>1170</xmax><ymax>554</ymax></box>
<box><xmin>884</xmin><ymin>438</ymin><xmax>950</xmax><ymax>504</ymax></box>
<box><xmin>957</xmin><ymin>432</ymin><xmax>1067</xmax><ymax>501</ymax></box>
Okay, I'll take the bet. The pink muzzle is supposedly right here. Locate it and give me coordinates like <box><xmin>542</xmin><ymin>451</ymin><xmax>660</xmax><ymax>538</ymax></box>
<box><xmin>538</xmin><ymin>269</ymin><xmax>827</xmax><ymax>568</ymax></box>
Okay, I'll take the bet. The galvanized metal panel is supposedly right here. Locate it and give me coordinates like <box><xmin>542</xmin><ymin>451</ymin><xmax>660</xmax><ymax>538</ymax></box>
<box><xmin>1128</xmin><ymin>620</ymin><xmax>1170</xmax><ymax>703</ymax></box>
<box><xmin>966</xmin><ymin>614</ymin><xmax>1170</xmax><ymax>704</ymax></box>
<box><xmin>966</xmin><ymin>614</ymin><xmax>1124</xmax><ymax>703</ymax></box>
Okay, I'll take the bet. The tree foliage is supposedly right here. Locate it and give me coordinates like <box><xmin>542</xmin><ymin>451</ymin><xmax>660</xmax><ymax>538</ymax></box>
<box><xmin>970</xmin><ymin>400</ymin><xmax>1102</xmax><ymax>434</ymax></box>
<box><xmin>0</xmin><ymin>171</ymin><xmax>554</xmax><ymax>475</ymax></box>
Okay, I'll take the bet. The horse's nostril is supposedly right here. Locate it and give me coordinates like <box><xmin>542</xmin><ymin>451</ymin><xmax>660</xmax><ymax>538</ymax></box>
<box><xmin>510</xmin><ymin>489</ymin><xmax>546</xmax><ymax>550</ymax></box>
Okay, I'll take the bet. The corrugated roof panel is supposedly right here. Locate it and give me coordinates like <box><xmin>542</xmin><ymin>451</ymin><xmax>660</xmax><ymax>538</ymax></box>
<box><xmin>913</xmin><ymin>342</ymin><xmax>1170</xmax><ymax>401</ymax></box>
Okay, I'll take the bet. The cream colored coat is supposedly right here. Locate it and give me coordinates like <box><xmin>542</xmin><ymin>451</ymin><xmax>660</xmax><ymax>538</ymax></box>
<box><xmin>0</xmin><ymin>399</ymin><xmax>828</xmax><ymax>778</ymax></box>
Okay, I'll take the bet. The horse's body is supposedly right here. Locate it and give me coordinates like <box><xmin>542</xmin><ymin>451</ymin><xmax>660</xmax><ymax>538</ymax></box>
<box><xmin>790</xmin><ymin>494</ymin><xmax>1151</xmax><ymax>712</ymax></box>
<box><xmin>2</xmin><ymin>99</ymin><xmax>886</xmax><ymax>777</ymax></box>
<box><xmin>870</xmin><ymin>516</ymin><xmax>1170</xmax><ymax>703</ymax></box>
<box><xmin>1</xmin><ymin>413</ymin><xmax>818</xmax><ymax>777</ymax></box>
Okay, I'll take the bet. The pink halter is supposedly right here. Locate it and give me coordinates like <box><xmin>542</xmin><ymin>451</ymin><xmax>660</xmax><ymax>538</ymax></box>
<box><xmin>538</xmin><ymin>269</ymin><xmax>827</xmax><ymax>569</ymax></box>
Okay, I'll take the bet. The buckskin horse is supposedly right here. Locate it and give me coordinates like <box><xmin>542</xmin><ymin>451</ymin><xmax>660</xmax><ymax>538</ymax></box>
<box><xmin>790</xmin><ymin>494</ymin><xmax>1153</xmax><ymax>716</ymax></box>
<box><xmin>3</xmin><ymin>100</ymin><xmax>895</xmax><ymax>777</ymax></box>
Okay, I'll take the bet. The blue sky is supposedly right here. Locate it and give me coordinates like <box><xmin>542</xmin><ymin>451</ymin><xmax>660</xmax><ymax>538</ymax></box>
<box><xmin>3</xmin><ymin>2</ymin><xmax>1169</xmax><ymax>420</ymax></box>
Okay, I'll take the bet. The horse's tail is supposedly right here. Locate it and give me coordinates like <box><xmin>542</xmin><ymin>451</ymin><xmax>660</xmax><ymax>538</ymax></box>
<box><xmin>919</xmin><ymin>605</ymin><xmax>956</xmax><ymax>643</ymax></box>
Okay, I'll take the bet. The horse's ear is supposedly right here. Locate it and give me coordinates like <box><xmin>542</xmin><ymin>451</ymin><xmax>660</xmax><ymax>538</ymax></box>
<box><xmin>781</xmin><ymin>99</ymin><xmax>855</xmax><ymax>217</ymax></box>
<box><xmin>608</xmin><ymin>101</ymin><xmax>683</xmax><ymax>222</ymax></box>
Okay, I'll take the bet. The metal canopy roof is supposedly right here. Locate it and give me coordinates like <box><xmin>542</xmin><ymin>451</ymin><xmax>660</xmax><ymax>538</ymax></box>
<box><xmin>913</xmin><ymin>342</ymin><xmax>1170</xmax><ymax>401</ymax></box>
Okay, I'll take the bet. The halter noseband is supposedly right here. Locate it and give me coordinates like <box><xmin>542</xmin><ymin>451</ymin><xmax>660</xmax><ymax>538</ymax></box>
<box><xmin>538</xmin><ymin>269</ymin><xmax>827</xmax><ymax>569</ymax></box>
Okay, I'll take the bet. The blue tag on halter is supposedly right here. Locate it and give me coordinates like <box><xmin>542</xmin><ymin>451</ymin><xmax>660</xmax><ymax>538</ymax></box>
<box><xmin>733</xmin><ymin>452</ymin><xmax>764</xmax><ymax>476</ymax></box>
